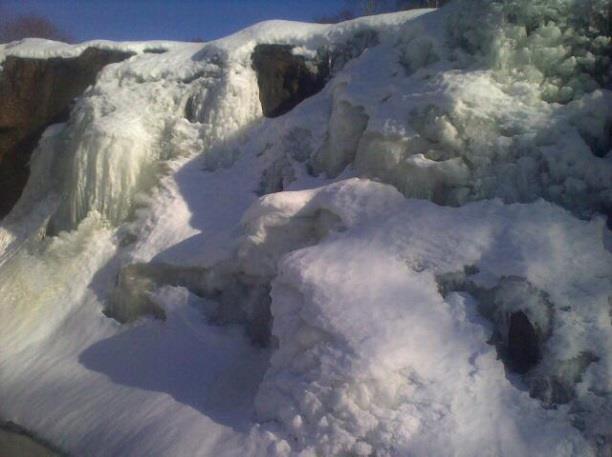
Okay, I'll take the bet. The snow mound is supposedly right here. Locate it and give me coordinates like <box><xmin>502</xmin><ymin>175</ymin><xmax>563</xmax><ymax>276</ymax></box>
<box><xmin>242</xmin><ymin>179</ymin><xmax>610</xmax><ymax>456</ymax></box>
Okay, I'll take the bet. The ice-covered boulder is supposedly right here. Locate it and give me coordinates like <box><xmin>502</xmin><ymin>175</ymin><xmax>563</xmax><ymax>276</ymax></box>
<box><xmin>243</xmin><ymin>179</ymin><xmax>611</xmax><ymax>457</ymax></box>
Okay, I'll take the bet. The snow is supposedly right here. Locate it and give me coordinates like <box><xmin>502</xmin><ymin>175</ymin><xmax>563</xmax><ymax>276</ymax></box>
<box><xmin>0</xmin><ymin>38</ymin><xmax>189</xmax><ymax>67</ymax></box>
<box><xmin>250</xmin><ymin>183</ymin><xmax>609</xmax><ymax>456</ymax></box>
<box><xmin>0</xmin><ymin>2</ymin><xmax>611</xmax><ymax>456</ymax></box>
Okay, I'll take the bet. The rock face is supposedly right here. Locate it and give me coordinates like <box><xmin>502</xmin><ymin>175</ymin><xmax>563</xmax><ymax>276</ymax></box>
<box><xmin>252</xmin><ymin>44</ymin><xmax>329</xmax><ymax>118</ymax></box>
<box><xmin>0</xmin><ymin>47</ymin><xmax>133</xmax><ymax>217</ymax></box>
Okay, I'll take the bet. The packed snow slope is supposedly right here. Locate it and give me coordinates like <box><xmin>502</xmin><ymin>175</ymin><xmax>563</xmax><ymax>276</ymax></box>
<box><xmin>0</xmin><ymin>1</ymin><xmax>611</xmax><ymax>456</ymax></box>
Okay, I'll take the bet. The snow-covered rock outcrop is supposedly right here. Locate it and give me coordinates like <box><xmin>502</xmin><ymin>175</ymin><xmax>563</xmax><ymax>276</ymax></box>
<box><xmin>0</xmin><ymin>47</ymin><xmax>132</xmax><ymax>216</ymax></box>
<box><xmin>0</xmin><ymin>2</ymin><xmax>610</xmax><ymax>456</ymax></box>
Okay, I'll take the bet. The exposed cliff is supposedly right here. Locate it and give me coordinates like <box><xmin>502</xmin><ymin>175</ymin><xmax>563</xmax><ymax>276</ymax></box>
<box><xmin>0</xmin><ymin>47</ymin><xmax>132</xmax><ymax>216</ymax></box>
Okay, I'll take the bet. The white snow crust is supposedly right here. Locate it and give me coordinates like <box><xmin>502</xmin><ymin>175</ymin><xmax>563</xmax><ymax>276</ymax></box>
<box><xmin>0</xmin><ymin>2</ymin><xmax>610</xmax><ymax>456</ymax></box>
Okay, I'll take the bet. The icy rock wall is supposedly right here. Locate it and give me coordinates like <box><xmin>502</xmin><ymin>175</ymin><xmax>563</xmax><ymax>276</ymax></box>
<box><xmin>311</xmin><ymin>91</ymin><xmax>369</xmax><ymax>177</ymax></box>
<box><xmin>295</xmin><ymin>0</ymin><xmax>612</xmax><ymax>219</ymax></box>
<box><xmin>0</xmin><ymin>48</ymin><xmax>133</xmax><ymax>217</ymax></box>
<box><xmin>448</xmin><ymin>0</ymin><xmax>612</xmax><ymax>103</ymax></box>
<box><xmin>44</xmin><ymin>46</ymin><xmax>262</xmax><ymax>232</ymax></box>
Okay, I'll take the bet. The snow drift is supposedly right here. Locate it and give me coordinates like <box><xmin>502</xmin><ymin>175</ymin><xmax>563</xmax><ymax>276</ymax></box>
<box><xmin>0</xmin><ymin>1</ymin><xmax>610</xmax><ymax>456</ymax></box>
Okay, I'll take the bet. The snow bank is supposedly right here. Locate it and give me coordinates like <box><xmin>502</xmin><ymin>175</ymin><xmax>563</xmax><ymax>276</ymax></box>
<box><xmin>241</xmin><ymin>179</ymin><xmax>610</xmax><ymax>456</ymax></box>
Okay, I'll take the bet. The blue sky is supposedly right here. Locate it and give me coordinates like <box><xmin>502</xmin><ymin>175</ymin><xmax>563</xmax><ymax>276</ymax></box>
<box><xmin>2</xmin><ymin>0</ymin><xmax>347</xmax><ymax>42</ymax></box>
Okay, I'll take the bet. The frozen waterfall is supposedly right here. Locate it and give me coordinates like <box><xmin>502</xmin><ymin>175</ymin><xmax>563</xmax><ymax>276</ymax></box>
<box><xmin>0</xmin><ymin>2</ymin><xmax>610</xmax><ymax>456</ymax></box>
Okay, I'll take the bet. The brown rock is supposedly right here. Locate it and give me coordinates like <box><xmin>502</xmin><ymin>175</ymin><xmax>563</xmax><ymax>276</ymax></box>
<box><xmin>252</xmin><ymin>44</ymin><xmax>329</xmax><ymax>118</ymax></box>
<box><xmin>0</xmin><ymin>47</ymin><xmax>133</xmax><ymax>217</ymax></box>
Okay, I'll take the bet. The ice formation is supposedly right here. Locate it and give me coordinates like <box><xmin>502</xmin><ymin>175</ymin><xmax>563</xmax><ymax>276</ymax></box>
<box><xmin>0</xmin><ymin>1</ymin><xmax>610</xmax><ymax>456</ymax></box>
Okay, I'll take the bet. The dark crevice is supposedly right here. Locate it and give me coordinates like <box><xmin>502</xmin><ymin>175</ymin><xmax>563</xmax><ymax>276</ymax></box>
<box><xmin>437</xmin><ymin>269</ymin><xmax>550</xmax><ymax>375</ymax></box>
<box><xmin>143</xmin><ymin>47</ymin><xmax>168</xmax><ymax>54</ymax></box>
<box><xmin>507</xmin><ymin>311</ymin><xmax>541</xmax><ymax>374</ymax></box>
<box><xmin>252</xmin><ymin>44</ymin><xmax>330</xmax><ymax>118</ymax></box>
<box><xmin>578</xmin><ymin>120</ymin><xmax>612</xmax><ymax>158</ymax></box>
